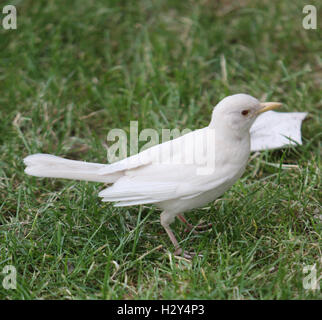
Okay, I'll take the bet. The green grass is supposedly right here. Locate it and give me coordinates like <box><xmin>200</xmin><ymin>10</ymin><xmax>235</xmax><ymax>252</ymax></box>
<box><xmin>0</xmin><ymin>0</ymin><xmax>321</xmax><ymax>299</ymax></box>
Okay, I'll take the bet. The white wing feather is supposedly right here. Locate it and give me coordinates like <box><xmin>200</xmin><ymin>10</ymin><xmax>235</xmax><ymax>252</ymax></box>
<box><xmin>98</xmin><ymin>128</ymin><xmax>223</xmax><ymax>205</ymax></box>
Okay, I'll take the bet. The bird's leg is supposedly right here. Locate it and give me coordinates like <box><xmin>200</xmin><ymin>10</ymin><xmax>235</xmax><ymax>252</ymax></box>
<box><xmin>177</xmin><ymin>214</ymin><xmax>195</xmax><ymax>232</ymax></box>
<box><xmin>161</xmin><ymin>211</ymin><xmax>195</xmax><ymax>259</ymax></box>
<box><xmin>177</xmin><ymin>214</ymin><xmax>212</xmax><ymax>233</ymax></box>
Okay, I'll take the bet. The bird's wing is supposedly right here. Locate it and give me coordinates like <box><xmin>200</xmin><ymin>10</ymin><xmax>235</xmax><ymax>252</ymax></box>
<box><xmin>98</xmin><ymin>127</ymin><xmax>240</xmax><ymax>206</ymax></box>
<box><xmin>98</xmin><ymin>163</ymin><xmax>236</xmax><ymax>206</ymax></box>
<box><xmin>98</xmin><ymin>127</ymin><xmax>209</xmax><ymax>175</ymax></box>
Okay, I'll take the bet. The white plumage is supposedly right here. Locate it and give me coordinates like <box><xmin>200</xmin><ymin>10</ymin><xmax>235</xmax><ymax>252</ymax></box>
<box><xmin>24</xmin><ymin>93</ymin><xmax>282</xmax><ymax>257</ymax></box>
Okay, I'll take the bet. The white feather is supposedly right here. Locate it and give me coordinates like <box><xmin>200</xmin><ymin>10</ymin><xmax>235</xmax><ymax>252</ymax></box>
<box><xmin>24</xmin><ymin>154</ymin><xmax>121</xmax><ymax>183</ymax></box>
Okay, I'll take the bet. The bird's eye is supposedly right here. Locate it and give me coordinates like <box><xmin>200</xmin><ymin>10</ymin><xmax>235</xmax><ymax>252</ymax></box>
<box><xmin>241</xmin><ymin>110</ymin><xmax>249</xmax><ymax>116</ymax></box>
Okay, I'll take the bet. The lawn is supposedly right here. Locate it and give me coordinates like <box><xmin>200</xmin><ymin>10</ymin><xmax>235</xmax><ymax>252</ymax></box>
<box><xmin>0</xmin><ymin>0</ymin><xmax>321</xmax><ymax>299</ymax></box>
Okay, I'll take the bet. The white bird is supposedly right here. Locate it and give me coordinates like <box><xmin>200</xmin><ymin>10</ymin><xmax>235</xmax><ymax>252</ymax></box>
<box><xmin>24</xmin><ymin>93</ymin><xmax>281</xmax><ymax>258</ymax></box>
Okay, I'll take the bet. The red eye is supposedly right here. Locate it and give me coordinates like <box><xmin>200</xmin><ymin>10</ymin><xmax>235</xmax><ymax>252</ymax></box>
<box><xmin>241</xmin><ymin>110</ymin><xmax>249</xmax><ymax>116</ymax></box>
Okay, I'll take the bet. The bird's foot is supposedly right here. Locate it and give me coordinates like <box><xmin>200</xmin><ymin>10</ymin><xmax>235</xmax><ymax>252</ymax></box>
<box><xmin>174</xmin><ymin>247</ymin><xmax>203</xmax><ymax>259</ymax></box>
<box><xmin>184</xmin><ymin>222</ymin><xmax>213</xmax><ymax>234</ymax></box>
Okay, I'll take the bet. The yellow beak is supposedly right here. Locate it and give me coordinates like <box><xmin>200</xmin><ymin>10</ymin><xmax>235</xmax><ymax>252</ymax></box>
<box><xmin>256</xmin><ymin>102</ymin><xmax>282</xmax><ymax>114</ymax></box>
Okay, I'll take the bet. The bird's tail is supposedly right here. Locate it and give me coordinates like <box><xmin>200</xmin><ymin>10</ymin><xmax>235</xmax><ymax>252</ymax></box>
<box><xmin>24</xmin><ymin>154</ymin><xmax>121</xmax><ymax>183</ymax></box>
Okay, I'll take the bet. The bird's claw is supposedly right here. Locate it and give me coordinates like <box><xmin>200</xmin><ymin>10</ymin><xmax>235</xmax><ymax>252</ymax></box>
<box><xmin>184</xmin><ymin>223</ymin><xmax>213</xmax><ymax>234</ymax></box>
<box><xmin>174</xmin><ymin>248</ymin><xmax>203</xmax><ymax>259</ymax></box>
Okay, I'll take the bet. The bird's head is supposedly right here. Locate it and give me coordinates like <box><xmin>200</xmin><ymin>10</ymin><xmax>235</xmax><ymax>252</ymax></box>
<box><xmin>210</xmin><ymin>93</ymin><xmax>282</xmax><ymax>134</ymax></box>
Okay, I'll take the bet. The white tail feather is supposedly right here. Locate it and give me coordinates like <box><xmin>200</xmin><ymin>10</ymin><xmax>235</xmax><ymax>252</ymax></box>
<box><xmin>24</xmin><ymin>154</ymin><xmax>121</xmax><ymax>183</ymax></box>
